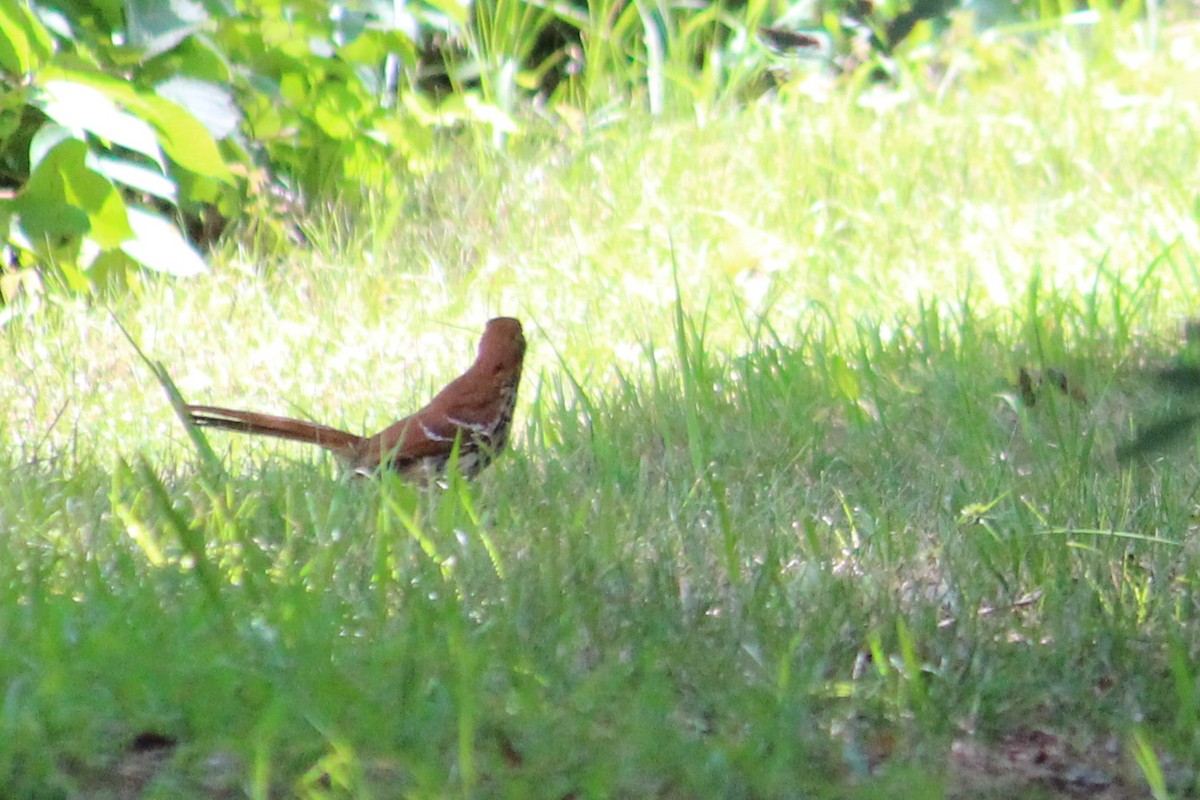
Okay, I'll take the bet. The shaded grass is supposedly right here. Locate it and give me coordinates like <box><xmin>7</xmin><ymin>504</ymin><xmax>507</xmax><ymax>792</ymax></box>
<box><xmin>7</xmin><ymin>282</ymin><xmax>1200</xmax><ymax>796</ymax></box>
<box><xmin>4</xmin><ymin>28</ymin><xmax>1200</xmax><ymax>798</ymax></box>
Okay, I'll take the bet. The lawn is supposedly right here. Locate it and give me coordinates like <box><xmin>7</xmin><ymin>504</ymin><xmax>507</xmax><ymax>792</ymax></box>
<box><xmin>4</xmin><ymin>27</ymin><xmax>1200</xmax><ymax>799</ymax></box>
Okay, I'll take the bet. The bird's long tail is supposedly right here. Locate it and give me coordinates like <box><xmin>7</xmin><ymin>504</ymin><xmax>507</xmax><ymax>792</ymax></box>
<box><xmin>185</xmin><ymin>405</ymin><xmax>363</xmax><ymax>458</ymax></box>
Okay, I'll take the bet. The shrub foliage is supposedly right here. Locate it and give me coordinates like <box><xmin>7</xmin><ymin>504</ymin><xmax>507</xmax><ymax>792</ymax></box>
<box><xmin>0</xmin><ymin>0</ymin><xmax>1152</xmax><ymax>301</ymax></box>
<box><xmin>0</xmin><ymin>0</ymin><xmax>479</xmax><ymax>298</ymax></box>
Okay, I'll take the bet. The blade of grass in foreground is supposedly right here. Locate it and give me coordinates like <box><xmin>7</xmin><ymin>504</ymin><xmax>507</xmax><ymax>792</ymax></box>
<box><xmin>112</xmin><ymin>314</ymin><xmax>225</xmax><ymax>478</ymax></box>
<box><xmin>135</xmin><ymin>455</ymin><xmax>230</xmax><ymax>623</ymax></box>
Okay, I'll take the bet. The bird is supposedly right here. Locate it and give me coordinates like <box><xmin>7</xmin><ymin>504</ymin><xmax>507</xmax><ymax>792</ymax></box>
<box><xmin>185</xmin><ymin>317</ymin><xmax>526</xmax><ymax>480</ymax></box>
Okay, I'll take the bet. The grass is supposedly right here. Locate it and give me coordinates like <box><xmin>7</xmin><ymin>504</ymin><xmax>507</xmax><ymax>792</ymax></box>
<box><xmin>5</xmin><ymin>27</ymin><xmax>1200</xmax><ymax>799</ymax></box>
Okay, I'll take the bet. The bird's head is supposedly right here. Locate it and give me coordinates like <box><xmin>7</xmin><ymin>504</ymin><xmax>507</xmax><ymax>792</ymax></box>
<box><xmin>477</xmin><ymin>317</ymin><xmax>526</xmax><ymax>378</ymax></box>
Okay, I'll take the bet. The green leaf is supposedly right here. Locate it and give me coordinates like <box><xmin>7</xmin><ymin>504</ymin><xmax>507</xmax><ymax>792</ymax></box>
<box><xmin>89</xmin><ymin>155</ymin><xmax>178</xmax><ymax>202</ymax></box>
<box><xmin>124</xmin><ymin>0</ymin><xmax>208</xmax><ymax>58</ymax></box>
<box><xmin>330</xmin><ymin>7</ymin><xmax>369</xmax><ymax>48</ymax></box>
<box><xmin>338</xmin><ymin>29</ymin><xmax>418</xmax><ymax>67</ymax></box>
<box><xmin>120</xmin><ymin>206</ymin><xmax>207</xmax><ymax>277</ymax></box>
<box><xmin>154</xmin><ymin>75</ymin><xmax>241</xmax><ymax>139</ymax></box>
<box><xmin>84</xmin><ymin>248</ymin><xmax>138</xmax><ymax>286</ymax></box>
<box><xmin>342</xmin><ymin>137</ymin><xmax>390</xmax><ymax>180</ymax></box>
<box><xmin>37</xmin><ymin>67</ymin><xmax>233</xmax><ymax>184</ymax></box>
<box><xmin>371</xmin><ymin>116</ymin><xmax>435</xmax><ymax>172</ymax></box>
<box><xmin>242</xmin><ymin>93</ymin><xmax>284</xmax><ymax>139</ymax></box>
<box><xmin>422</xmin><ymin>0</ymin><xmax>471</xmax><ymax>28</ymax></box>
<box><xmin>0</xmin><ymin>97</ymin><xmax>24</xmax><ymax>141</ymax></box>
<box><xmin>30</xmin><ymin>123</ymin><xmax>179</xmax><ymax>209</ymax></box>
<box><xmin>56</xmin><ymin>257</ymin><xmax>92</xmax><ymax>292</ymax></box>
<box><xmin>28</xmin><ymin>122</ymin><xmax>75</xmax><ymax>169</ymax></box>
<box><xmin>313</xmin><ymin>83</ymin><xmax>365</xmax><ymax>139</ymax></box>
<box><xmin>137</xmin><ymin>92</ymin><xmax>234</xmax><ymax>182</ymax></box>
<box><xmin>35</xmin><ymin>80</ymin><xmax>166</xmax><ymax>169</ymax></box>
<box><xmin>15</xmin><ymin>136</ymin><xmax>132</xmax><ymax>249</ymax></box>
<box><xmin>0</xmin><ymin>0</ymin><xmax>53</xmax><ymax>75</ymax></box>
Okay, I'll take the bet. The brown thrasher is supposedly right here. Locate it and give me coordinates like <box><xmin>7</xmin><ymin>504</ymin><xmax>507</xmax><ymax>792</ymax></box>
<box><xmin>185</xmin><ymin>317</ymin><xmax>525</xmax><ymax>480</ymax></box>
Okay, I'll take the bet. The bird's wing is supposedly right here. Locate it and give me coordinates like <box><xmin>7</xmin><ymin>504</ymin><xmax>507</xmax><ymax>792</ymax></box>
<box><xmin>361</xmin><ymin>409</ymin><xmax>484</xmax><ymax>468</ymax></box>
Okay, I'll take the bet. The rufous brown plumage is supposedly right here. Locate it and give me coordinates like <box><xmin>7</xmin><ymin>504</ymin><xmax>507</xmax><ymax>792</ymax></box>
<box><xmin>185</xmin><ymin>317</ymin><xmax>525</xmax><ymax>480</ymax></box>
